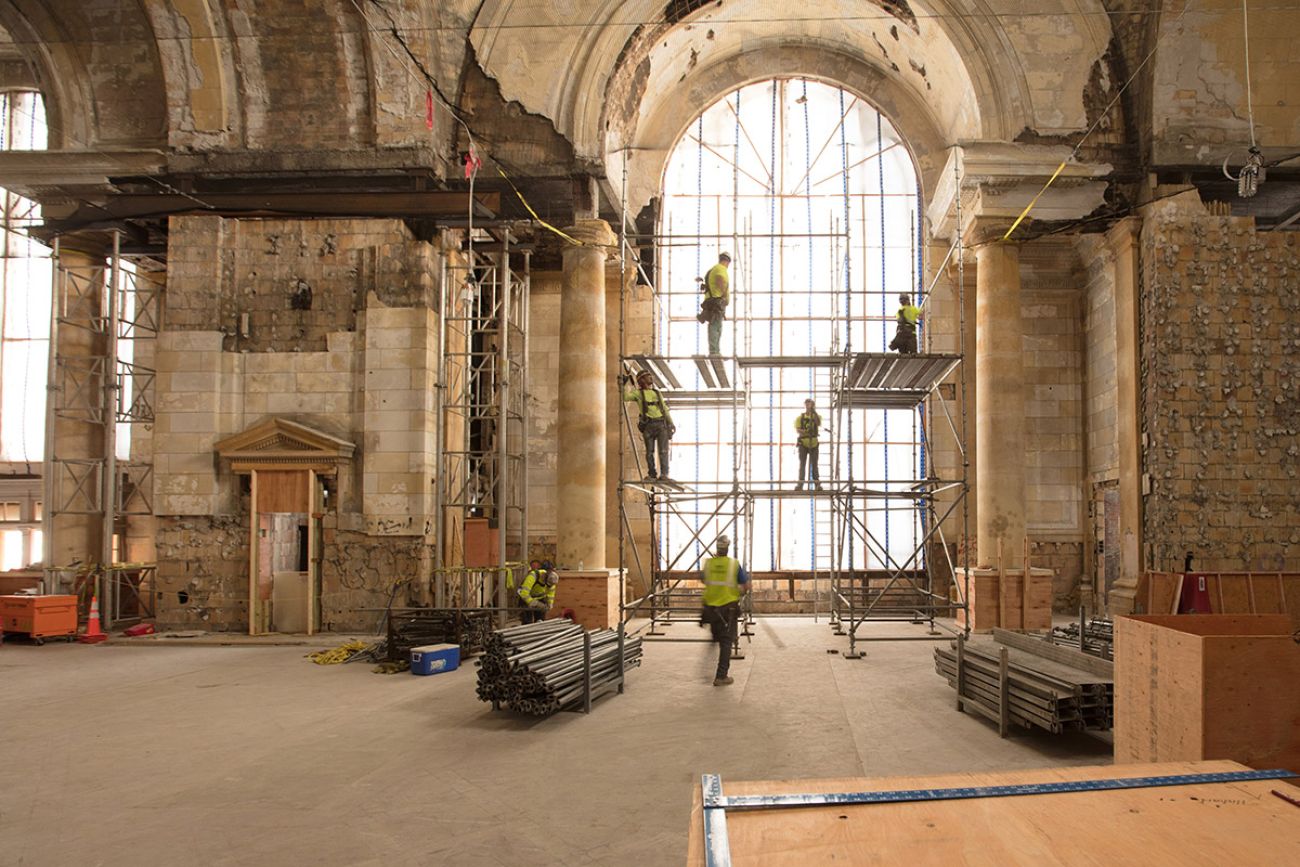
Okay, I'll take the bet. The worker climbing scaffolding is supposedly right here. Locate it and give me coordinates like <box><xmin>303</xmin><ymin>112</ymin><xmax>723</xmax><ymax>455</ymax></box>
<box><xmin>623</xmin><ymin>369</ymin><xmax>676</xmax><ymax>481</ymax></box>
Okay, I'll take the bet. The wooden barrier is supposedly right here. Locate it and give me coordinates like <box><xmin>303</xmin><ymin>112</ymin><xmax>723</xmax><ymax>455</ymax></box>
<box><xmin>1136</xmin><ymin>571</ymin><xmax>1300</xmax><ymax>628</ymax></box>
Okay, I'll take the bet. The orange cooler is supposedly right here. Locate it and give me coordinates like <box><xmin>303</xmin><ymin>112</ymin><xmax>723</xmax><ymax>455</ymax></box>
<box><xmin>0</xmin><ymin>595</ymin><xmax>79</xmax><ymax>643</ymax></box>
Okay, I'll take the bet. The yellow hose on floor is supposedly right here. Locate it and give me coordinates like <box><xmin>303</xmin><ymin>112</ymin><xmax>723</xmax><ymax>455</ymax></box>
<box><xmin>306</xmin><ymin>639</ymin><xmax>372</xmax><ymax>665</ymax></box>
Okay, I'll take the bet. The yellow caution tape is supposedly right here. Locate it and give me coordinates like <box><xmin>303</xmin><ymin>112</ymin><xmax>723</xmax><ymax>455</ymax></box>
<box><xmin>497</xmin><ymin>168</ymin><xmax>585</xmax><ymax>246</ymax></box>
<box><xmin>1002</xmin><ymin>160</ymin><xmax>1067</xmax><ymax>241</ymax></box>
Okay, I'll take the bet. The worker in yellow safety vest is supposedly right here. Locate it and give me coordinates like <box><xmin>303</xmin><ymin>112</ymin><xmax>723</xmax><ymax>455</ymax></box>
<box><xmin>888</xmin><ymin>293</ymin><xmax>922</xmax><ymax>354</ymax></box>
<box><xmin>622</xmin><ymin>369</ymin><xmax>676</xmax><ymax>481</ymax></box>
<box><xmin>697</xmin><ymin>252</ymin><xmax>732</xmax><ymax>356</ymax></box>
<box><xmin>699</xmin><ymin>534</ymin><xmax>749</xmax><ymax>686</ymax></box>
<box><xmin>518</xmin><ymin>560</ymin><xmax>557</xmax><ymax>624</ymax></box>
<box><xmin>794</xmin><ymin>399</ymin><xmax>823</xmax><ymax>492</ymax></box>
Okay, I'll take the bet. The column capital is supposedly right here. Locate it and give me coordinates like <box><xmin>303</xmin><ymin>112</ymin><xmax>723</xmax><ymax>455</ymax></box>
<box><xmin>562</xmin><ymin>219</ymin><xmax>617</xmax><ymax>254</ymax></box>
<box><xmin>1105</xmin><ymin>215</ymin><xmax>1142</xmax><ymax>251</ymax></box>
<box><xmin>963</xmin><ymin>218</ymin><xmax>1020</xmax><ymax>249</ymax></box>
<box><xmin>928</xmin><ymin>142</ymin><xmax>1111</xmax><ymax>242</ymax></box>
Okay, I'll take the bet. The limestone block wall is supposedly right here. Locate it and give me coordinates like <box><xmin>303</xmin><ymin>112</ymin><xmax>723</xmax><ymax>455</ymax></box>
<box><xmin>526</xmin><ymin>272</ymin><xmax>560</xmax><ymax>554</ymax></box>
<box><xmin>1079</xmin><ymin>234</ymin><xmax>1119</xmax><ymax>484</ymax></box>
<box><xmin>153</xmin><ymin>216</ymin><xmax>442</xmax><ymax>631</ymax></box>
<box><xmin>1022</xmin><ymin>287</ymin><xmax>1086</xmax><ymax>606</ymax></box>
<box><xmin>1140</xmin><ymin>195</ymin><xmax>1300</xmax><ymax>572</ymax></box>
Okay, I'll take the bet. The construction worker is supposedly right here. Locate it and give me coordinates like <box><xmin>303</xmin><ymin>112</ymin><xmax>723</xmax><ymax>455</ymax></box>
<box><xmin>510</xmin><ymin>558</ymin><xmax>542</xmax><ymax>592</ymax></box>
<box><xmin>794</xmin><ymin>398</ymin><xmax>823</xmax><ymax>491</ymax></box>
<box><xmin>518</xmin><ymin>560</ymin><xmax>557</xmax><ymax>623</ymax></box>
<box><xmin>888</xmin><ymin>293</ymin><xmax>922</xmax><ymax>354</ymax></box>
<box><xmin>698</xmin><ymin>252</ymin><xmax>732</xmax><ymax>356</ymax></box>
<box><xmin>699</xmin><ymin>534</ymin><xmax>749</xmax><ymax>686</ymax></box>
<box><xmin>622</xmin><ymin>369</ymin><xmax>675</xmax><ymax>481</ymax></box>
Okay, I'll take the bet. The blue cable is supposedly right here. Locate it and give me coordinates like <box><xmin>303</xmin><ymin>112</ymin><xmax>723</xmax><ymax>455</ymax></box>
<box><xmin>803</xmin><ymin>79</ymin><xmax>815</xmax><ymax>567</ymax></box>
<box><xmin>838</xmin><ymin>87</ymin><xmax>854</xmax><ymax>572</ymax></box>
<box><xmin>768</xmin><ymin>81</ymin><xmax>778</xmax><ymax>570</ymax></box>
<box><xmin>878</xmin><ymin>109</ymin><xmax>890</xmax><ymax>568</ymax></box>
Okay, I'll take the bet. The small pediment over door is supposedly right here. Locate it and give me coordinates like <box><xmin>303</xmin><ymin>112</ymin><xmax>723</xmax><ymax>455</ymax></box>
<box><xmin>214</xmin><ymin>418</ymin><xmax>356</xmax><ymax>473</ymax></box>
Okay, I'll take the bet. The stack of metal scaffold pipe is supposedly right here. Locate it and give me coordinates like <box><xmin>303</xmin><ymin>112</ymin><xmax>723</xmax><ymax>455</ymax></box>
<box><xmin>475</xmin><ymin>619</ymin><xmax>642</xmax><ymax>716</ymax></box>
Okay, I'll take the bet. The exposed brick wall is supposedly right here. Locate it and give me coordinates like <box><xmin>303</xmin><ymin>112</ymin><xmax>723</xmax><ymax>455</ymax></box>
<box><xmin>1140</xmin><ymin>194</ymin><xmax>1300</xmax><ymax>572</ymax></box>
<box><xmin>154</xmin><ymin>514</ymin><xmax>250</xmax><ymax>630</ymax></box>
<box><xmin>320</xmin><ymin>528</ymin><xmax>435</xmax><ymax>632</ymax></box>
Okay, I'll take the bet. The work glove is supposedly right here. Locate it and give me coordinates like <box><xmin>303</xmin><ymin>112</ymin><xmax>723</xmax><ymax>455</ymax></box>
<box><xmin>669</xmin><ymin>425</ymin><xmax>677</xmax><ymax>438</ymax></box>
<box><xmin>528</xmin><ymin>598</ymin><xmax>546</xmax><ymax>610</ymax></box>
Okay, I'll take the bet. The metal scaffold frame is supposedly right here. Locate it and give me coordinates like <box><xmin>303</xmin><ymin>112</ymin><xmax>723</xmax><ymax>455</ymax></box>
<box><xmin>42</xmin><ymin>232</ymin><xmax>160</xmax><ymax>627</ymax></box>
<box><xmin>434</xmin><ymin>227</ymin><xmax>530</xmax><ymax>618</ymax></box>
<box><xmin>614</xmin><ymin>77</ymin><xmax>971</xmax><ymax>656</ymax></box>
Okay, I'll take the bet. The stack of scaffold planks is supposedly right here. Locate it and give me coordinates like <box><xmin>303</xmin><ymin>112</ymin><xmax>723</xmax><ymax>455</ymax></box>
<box><xmin>934</xmin><ymin>628</ymin><xmax>1113</xmax><ymax>736</ymax></box>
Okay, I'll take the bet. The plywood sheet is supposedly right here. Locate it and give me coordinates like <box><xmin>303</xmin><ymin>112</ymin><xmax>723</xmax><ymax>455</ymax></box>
<box><xmin>686</xmin><ymin>761</ymin><xmax>1300</xmax><ymax>866</ymax></box>
<box><xmin>256</xmin><ymin>470</ymin><xmax>310</xmax><ymax>513</ymax></box>
<box><xmin>1115</xmin><ymin>614</ymin><xmax>1300</xmax><ymax>770</ymax></box>
<box><xmin>957</xmin><ymin>567</ymin><xmax>1051</xmax><ymax>632</ymax></box>
<box><xmin>1114</xmin><ymin>615</ymin><xmax>1204</xmax><ymax>763</ymax></box>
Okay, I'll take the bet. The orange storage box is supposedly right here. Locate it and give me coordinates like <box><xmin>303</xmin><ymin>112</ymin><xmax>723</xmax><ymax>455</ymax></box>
<box><xmin>1</xmin><ymin>595</ymin><xmax>79</xmax><ymax>643</ymax></box>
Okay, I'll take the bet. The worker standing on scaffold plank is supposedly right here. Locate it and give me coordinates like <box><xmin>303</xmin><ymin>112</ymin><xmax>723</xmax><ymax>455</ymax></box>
<box><xmin>794</xmin><ymin>398</ymin><xmax>824</xmax><ymax>491</ymax></box>
<box><xmin>888</xmin><ymin>293</ymin><xmax>922</xmax><ymax>354</ymax></box>
<box><xmin>697</xmin><ymin>252</ymin><xmax>731</xmax><ymax>356</ymax></box>
<box><xmin>622</xmin><ymin>369</ymin><xmax>676</xmax><ymax>482</ymax></box>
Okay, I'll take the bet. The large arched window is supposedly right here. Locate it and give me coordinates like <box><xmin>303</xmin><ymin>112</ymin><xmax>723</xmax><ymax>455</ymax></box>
<box><xmin>658</xmin><ymin>78</ymin><xmax>924</xmax><ymax>572</ymax></box>
<box><xmin>0</xmin><ymin>89</ymin><xmax>50</xmax><ymax>570</ymax></box>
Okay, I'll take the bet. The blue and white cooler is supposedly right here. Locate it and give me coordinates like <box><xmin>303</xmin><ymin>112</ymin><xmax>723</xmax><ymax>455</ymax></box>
<box><xmin>410</xmin><ymin>643</ymin><xmax>461</xmax><ymax>676</ymax></box>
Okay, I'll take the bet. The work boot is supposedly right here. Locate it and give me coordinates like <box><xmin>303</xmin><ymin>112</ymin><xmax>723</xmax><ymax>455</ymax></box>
<box><xmin>659</xmin><ymin>475</ymin><xmax>673</xmax><ymax>484</ymax></box>
<box><xmin>645</xmin><ymin>472</ymin><xmax>658</xmax><ymax>481</ymax></box>
<box><xmin>815</xmin><ymin>482</ymin><xmax>823</xmax><ymax>491</ymax></box>
<box><xmin>713</xmin><ymin>676</ymin><xmax>734</xmax><ymax>686</ymax></box>
<box><xmin>795</xmin><ymin>482</ymin><xmax>803</xmax><ymax>492</ymax></box>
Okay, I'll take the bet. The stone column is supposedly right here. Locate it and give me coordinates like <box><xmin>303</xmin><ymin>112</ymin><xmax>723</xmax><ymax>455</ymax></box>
<box><xmin>1108</xmin><ymin>218</ymin><xmax>1143</xmax><ymax>612</ymax></box>
<box><xmin>557</xmin><ymin>220</ymin><xmax>616</xmax><ymax>569</ymax></box>
<box><xmin>973</xmin><ymin>237</ymin><xmax>1026</xmax><ymax>568</ymax></box>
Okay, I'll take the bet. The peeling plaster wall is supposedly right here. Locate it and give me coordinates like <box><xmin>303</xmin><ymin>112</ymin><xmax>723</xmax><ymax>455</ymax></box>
<box><xmin>1140</xmin><ymin>193</ymin><xmax>1300</xmax><ymax>572</ymax></box>
<box><xmin>1152</xmin><ymin>0</ymin><xmax>1300</xmax><ymax>165</ymax></box>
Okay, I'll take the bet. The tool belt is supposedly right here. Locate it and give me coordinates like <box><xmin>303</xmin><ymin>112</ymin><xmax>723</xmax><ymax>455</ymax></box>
<box><xmin>697</xmin><ymin>296</ymin><xmax>726</xmax><ymax>323</ymax></box>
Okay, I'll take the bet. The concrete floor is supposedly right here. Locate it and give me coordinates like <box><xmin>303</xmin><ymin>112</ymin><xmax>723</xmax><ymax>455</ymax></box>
<box><xmin>0</xmin><ymin>618</ymin><xmax>1112</xmax><ymax>866</ymax></box>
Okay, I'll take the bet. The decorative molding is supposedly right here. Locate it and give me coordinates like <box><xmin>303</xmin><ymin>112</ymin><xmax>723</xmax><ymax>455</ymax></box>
<box><xmin>215</xmin><ymin>417</ymin><xmax>355</xmax><ymax>473</ymax></box>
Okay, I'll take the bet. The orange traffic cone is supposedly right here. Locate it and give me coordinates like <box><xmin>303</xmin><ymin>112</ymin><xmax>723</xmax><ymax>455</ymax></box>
<box><xmin>78</xmin><ymin>591</ymin><xmax>108</xmax><ymax>644</ymax></box>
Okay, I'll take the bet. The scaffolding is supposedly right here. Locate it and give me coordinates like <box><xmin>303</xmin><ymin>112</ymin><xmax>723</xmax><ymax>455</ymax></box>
<box><xmin>42</xmin><ymin>232</ymin><xmax>160</xmax><ymax>627</ymax></box>
<box><xmin>614</xmin><ymin>77</ymin><xmax>971</xmax><ymax>656</ymax></box>
<box><xmin>434</xmin><ymin>227</ymin><xmax>530</xmax><ymax>616</ymax></box>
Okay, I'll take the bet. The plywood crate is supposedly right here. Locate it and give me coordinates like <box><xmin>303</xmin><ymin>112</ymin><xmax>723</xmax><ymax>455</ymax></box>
<box><xmin>1115</xmin><ymin>614</ymin><xmax>1300</xmax><ymax>772</ymax></box>
<box><xmin>552</xmin><ymin>570</ymin><xmax>621</xmax><ymax>630</ymax></box>
<box><xmin>954</xmin><ymin>567</ymin><xmax>1053</xmax><ymax>632</ymax></box>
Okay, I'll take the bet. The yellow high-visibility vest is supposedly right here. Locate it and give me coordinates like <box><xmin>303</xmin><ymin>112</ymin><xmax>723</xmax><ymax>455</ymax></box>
<box><xmin>701</xmin><ymin>556</ymin><xmax>741</xmax><ymax>607</ymax></box>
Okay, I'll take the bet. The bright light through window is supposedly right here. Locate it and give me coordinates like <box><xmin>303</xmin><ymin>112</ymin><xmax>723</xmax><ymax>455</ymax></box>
<box><xmin>659</xmin><ymin>78</ymin><xmax>924</xmax><ymax>572</ymax></box>
<box><xmin>0</xmin><ymin>90</ymin><xmax>51</xmax><ymax>463</ymax></box>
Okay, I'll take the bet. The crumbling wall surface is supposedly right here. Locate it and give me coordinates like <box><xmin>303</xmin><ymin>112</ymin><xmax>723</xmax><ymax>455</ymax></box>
<box><xmin>154</xmin><ymin>515</ymin><xmax>250</xmax><ymax>630</ymax></box>
<box><xmin>1141</xmin><ymin>194</ymin><xmax>1300</xmax><ymax>572</ymax></box>
<box><xmin>165</xmin><ymin>216</ymin><xmax>437</xmax><ymax>353</ymax></box>
<box><xmin>319</xmin><ymin>528</ymin><xmax>434</xmax><ymax>633</ymax></box>
<box><xmin>157</xmin><ymin>215</ymin><xmax>445</xmax><ymax>632</ymax></box>
<box><xmin>1150</xmin><ymin>0</ymin><xmax>1300</xmax><ymax>165</ymax></box>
